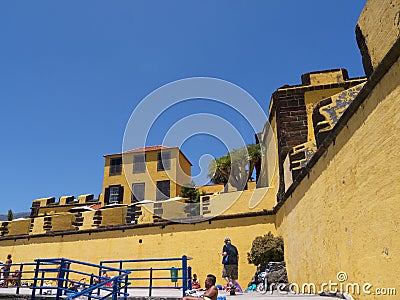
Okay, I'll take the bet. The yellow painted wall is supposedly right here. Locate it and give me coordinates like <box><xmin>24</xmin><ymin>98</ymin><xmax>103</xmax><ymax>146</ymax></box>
<box><xmin>102</xmin><ymin>153</ymin><xmax>130</xmax><ymax>205</ymax></box>
<box><xmin>51</xmin><ymin>214</ymin><xmax>75</xmax><ymax>231</ymax></box>
<box><xmin>100</xmin><ymin>206</ymin><xmax>128</xmax><ymax>226</ymax></box>
<box><xmin>37</xmin><ymin>206</ymin><xmax>75</xmax><ymax>216</ymax></box>
<box><xmin>196</xmin><ymin>182</ymin><xmax>257</xmax><ymax>196</ymax></box>
<box><xmin>207</xmin><ymin>187</ymin><xmax>276</xmax><ymax>216</ymax></box>
<box><xmin>32</xmin><ymin>195</ymin><xmax>100</xmax><ymax>217</ymax></box>
<box><xmin>7</xmin><ymin>219</ymin><xmax>31</xmax><ymax>236</ymax></box>
<box><xmin>177</xmin><ymin>151</ymin><xmax>192</xmax><ymax>188</ymax></box>
<box><xmin>0</xmin><ymin>215</ymin><xmax>276</xmax><ymax>287</ymax></box>
<box><xmin>304</xmin><ymin>87</ymin><xmax>344</xmax><ymax>141</ymax></box>
<box><xmin>309</xmin><ymin>70</ymin><xmax>345</xmax><ymax>85</ymax></box>
<box><xmin>30</xmin><ymin>217</ymin><xmax>46</xmax><ymax>235</ymax></box>
<box><xmin>258</xmin><ymin>116</ymin><xmax>278</xmax><ymax>189</ymax></box>
<box><xmin>142</xmin><ymin>187</ymin><xmax>277</xmax><ymax>221</ymax></box>
<box><xmin>196</xmin><ymin>184</ymin><xmax>224</xmax><ymax>195</ymax></box>
<box><xmin>357</xmin><ymin>0</ymin><xmax>400</xmax><ymax>70</ymax></box>
<box><xmin>80</xmin><ymin>210</ymin><xmax>97</xmax><ymax>229</ymax></box>
<box><xmin>276</xmin><ymin>57</ymin><xmax>400</xmax><ymax>299</ymax></box>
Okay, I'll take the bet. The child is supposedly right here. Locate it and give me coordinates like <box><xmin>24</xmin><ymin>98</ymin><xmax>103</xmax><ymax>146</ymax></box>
<box><xmin>192</xmin><ymin>274</ymin><xmax>200</xmax><ymax>289</ymax></box>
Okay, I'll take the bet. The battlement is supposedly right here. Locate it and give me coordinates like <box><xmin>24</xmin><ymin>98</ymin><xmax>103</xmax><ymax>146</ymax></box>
<box><xmin>267</xmin><ymin>69</ymin><xmax>367</xmax><ymax>198</ymax></box>
<box><xmin>30</xmin><ymin>194</ymin><xmax>100</xmax><ymax>217</ymax></box>
<box><xmin>301</xmin><ymin>68</ymin><xmax>349</xmax><ymax>86</ymax></box>
<box><xmin>2</xmin><ymin>185</ymin><xmax>276</xmax><ymax>237</ymax></box>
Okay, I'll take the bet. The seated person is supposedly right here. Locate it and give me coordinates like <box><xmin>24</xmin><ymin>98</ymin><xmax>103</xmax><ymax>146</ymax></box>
<box><xmin>192</xmin><ymin>274</ymin><xmax>200</xmax><ymax>289</ymax></box>
<box><xmin>183</xmin><ymin>274</ymin><xmax>218</xmax><ymax>300</ymax></box>
<box><xmin>67</xmin><ymin>278</ymin><xmax>86</xmax><ymax>292</ymax></box>
<box><xmin>8</xmin><ymin>270</ymin><xmax>21</xmax><ymax>286</ymax></box>
<box><xmin>93</xmin><ymin>270</ymin><xmax>111</xmax><ymax>287</ymax></box>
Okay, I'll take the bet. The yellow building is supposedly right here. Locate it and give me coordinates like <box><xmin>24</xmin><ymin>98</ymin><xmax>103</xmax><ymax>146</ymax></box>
<box><xmin>101</xmin><ymin>145</ymin><xmax>192</xmax><ymax>205</ymax></box>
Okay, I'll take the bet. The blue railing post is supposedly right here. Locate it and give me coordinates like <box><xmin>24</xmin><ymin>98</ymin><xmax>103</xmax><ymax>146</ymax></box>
<box><xmin>56</xmin><ymin>259</ymin><xmax>66</xmax><ymax>300</ymax></box>
<box><xmin>39</xmin><ymin>271</ymin><xmax>45</xmax><ymax>295</ymax></box>
<box><xmin>188</xmin><ymin>266</ymin><xmax>192</xmax><ymax>290</ymax></box>
<box><xmin>97</xmin><ymin>261</ymin><xmax>103</xmax><ymax>296</ymax></box>
<box><xmin>124</xmin><ymin>274</ymin><xmax>129</xmax><ymax>299</ymax></box>
<box><xmin>119</xmin><ymin>261</ymin><xmax>123</xmax><ymax>277</ymax></box>
<box><xmin>149</xmin><ymin>267</ymin><xmax>153</xmax><ymax>297</ymax></box>
<box><xmin>119</xmin><ymin>261</ymin><xmax>123</xmax><ymax>291</ymax></box>
<box><xmin>88</xmin><ymin>274</ymin><xmax>94</xmax><ymax>300</ymax></box>
<box><xmin>16</xmin><ymin>263</ymin><xmax>23</xmax><ymax>295</ymax></box>
<box><xmin>64</xmin><ymin>261</ymin><xmax>71</xmax><ymax>294</ymax></box>
<box><xmin>31</xmin><ymin>260</ymin><xmax>41</xmax><ymax>300</ymax></box>
<box><xmin>182</xmin><ymin>255</ymin><xmax>188</xmax><ymax>297</ymax></box>
<box><xmin>112</xmin><ymin>278</ymin><xmax>118</xmax><ymax>300</ymax></box>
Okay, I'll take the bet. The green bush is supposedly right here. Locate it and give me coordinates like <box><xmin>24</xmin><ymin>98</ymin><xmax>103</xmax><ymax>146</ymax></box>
<box><xmin>180</xmin><ymin>181</ymin><xmax>201</xmax><ymax>202</ymax></box>
<box><xmin>247</xmin><ymin>232</ymin><xmax>284</xmax><ymax>269</ymax></box>
<box><xmin>7</xmin><ymin>209</ymin><xmax>13</xmax><ymax>221</ymax></box>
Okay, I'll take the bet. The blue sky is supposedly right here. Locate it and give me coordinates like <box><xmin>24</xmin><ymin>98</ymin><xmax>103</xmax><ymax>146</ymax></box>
<box><xmin>0</xmin><ymin>1</ymin><xmax>366</xmax><ymax>214</ymax></box>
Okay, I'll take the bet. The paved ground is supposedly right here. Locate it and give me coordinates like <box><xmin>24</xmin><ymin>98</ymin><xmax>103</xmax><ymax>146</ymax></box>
<box><xmin>0</xmin><ymin>287</ymin><xmax>337</xmax><ymax>299</ymax></box>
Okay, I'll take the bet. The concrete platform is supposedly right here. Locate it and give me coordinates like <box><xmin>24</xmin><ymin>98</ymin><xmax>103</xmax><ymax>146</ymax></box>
<box><xmin>0</xmin><ymin>287</ymin><xmax>334</xmax><ymax>299</ymax></box>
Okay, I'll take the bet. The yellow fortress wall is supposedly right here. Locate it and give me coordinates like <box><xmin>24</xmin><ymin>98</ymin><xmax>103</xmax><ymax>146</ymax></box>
<box><xmin>0</xmin><ymin>215</ymin><xmax>276</xmax><ymax>286</ymax></box>
<box><xmin>356</xmin><ymin>0</ymin><xmax>400</xmax><ymax>75</ymax></box>
<box><xmin>276</xmin><ymin>56</ymin><xmax>400</xmax><ymax>298</ymax></box>
<box><xmin>275</xmin><ymin>1</ymin><xmax>400</xmax><ymax>295</ymax></box>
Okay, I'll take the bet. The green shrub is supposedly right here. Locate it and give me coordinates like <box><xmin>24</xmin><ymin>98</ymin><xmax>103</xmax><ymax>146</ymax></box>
<box><xmin>247</xmin><ymin>231</ymin><xmax>284</xmax><ymax>269</ymax></box>
<box><xmin>7</xmin><ymin>209</ymin><xmax>13</xmax><ymax>221</ymax></box>
<box><xmin>180</xmin><ymin>181</ymin><xmax>201</xmax><ymax>202</ymax></box>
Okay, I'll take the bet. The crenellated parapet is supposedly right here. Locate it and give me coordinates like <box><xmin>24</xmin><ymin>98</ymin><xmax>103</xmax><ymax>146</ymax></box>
<box><xmin>0</xmin><ymin>221</ymin><xmax>9</xmax><ymax>236</ymax></box>
<box><xmin>279</xmin><ymin>82</ymin><xmax>366</xmax><ymax>192</ymax></box>
<box><xmin>30</xmin><ymin>194</ymin><xmax>100</xmax><ymax>217</ymax></box>
<box><xmin>289</xmin><ymin>141</ymin><xmax>317</xmax><ymax>171</ymax></box>
<box><xmin>269</xmin><ymin>69</ymin><xmax>367</xmax><ymax>198</ymax></box>
<box><xmin>313</xmin><ymin>82</ymin><xmax>366</xmax><ymax>147</ymax></box>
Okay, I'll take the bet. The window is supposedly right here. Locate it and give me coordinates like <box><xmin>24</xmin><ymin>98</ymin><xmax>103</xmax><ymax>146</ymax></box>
<box><xmin>156</xmin><ymin>180</ymin><xmax>170</xmax><ymax>200</ymax></box>
<box><xmin>157</xmin><ymin>151</ymin><xmax>171</xmax><ymax>171</ymax></box>
<box><xmin>132</xmin><ymin>183</ymin><xmax>145</xmax><ymax>202</ymax></box>
<box><xmin>109</xmin><ymin>157</ymin><xmax>122</xmax><ymax>176</ymax></box>
<box><xmin>104</xmin><ymin>185</ymin><xmax>124</xmax><ymax>204</ymax></box>
<box><xmin>109</xmin><ymin>186</ymin><xmax>120</xmax><ymax>204</ymax></box>
<box><xmin>133</xmin><ymin>154</ymin><xmax>146</xmax><ymax>173</ymax></box>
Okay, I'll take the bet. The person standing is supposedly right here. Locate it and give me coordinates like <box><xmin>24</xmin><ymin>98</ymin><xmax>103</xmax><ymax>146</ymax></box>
<box><xmin>4</xmin><ymin>254</ymin><xmax>12</xmax><ymax>287</ymax></box>
<box><xmin>222</xmin><ymin>237</ymin><xmax>238</xmax><ymax>289</ymax></box>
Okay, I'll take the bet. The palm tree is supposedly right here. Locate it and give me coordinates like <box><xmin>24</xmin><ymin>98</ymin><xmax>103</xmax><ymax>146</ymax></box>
<box><xmin>208</xmin><ymin>144</ymin><xmax>262</xmax><ymax>191</ymax></box>
<box><xmin>247</xmin><ymin>143</ymin><xmax>262</xmax><ymax>182</ymax></box>
<box><xmin>208</xmin><ymin>153</ymin><xmax>230</xmax><ymax>191</ymax></box>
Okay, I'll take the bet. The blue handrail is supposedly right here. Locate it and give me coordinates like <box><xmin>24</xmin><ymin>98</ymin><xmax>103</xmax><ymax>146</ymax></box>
<box><xmin>2</xmin><ymin>256</ymin><xmax>191</xmax><ymax>298</ymax></box>
<box><xmin>30</xmin><ymin>258</ymin><xmax>130</xmax><ymax>300</ymax></box>
<box><xmin>100</xmin><ymin>255</ymin><xmax>192</xmax><ymax>297</ymax></box>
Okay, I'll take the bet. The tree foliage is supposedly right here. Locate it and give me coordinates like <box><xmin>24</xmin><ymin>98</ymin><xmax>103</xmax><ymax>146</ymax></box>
<box><xmin>207</xmin><ymin>144</ymin><xmax>262</xmax><ymax>190</ymax></box>
<box><xmin>247</xmin><ymin>232</ymin><xmax>284</xmax><ymax>269</ymax></box>
<box><xmin>180</xmin><ymin>181</ymin><xmax>201</xmax><ymax>201</ymax></box>
<box><xmin>7</xmin><ymin>209</ymin><xmax>13</xmax><ymax>221</ymax></box>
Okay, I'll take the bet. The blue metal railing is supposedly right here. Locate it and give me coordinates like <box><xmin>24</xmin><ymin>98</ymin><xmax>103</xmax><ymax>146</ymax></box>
<box><xmin>0</xmin><ymin>261</ymin><xmax>37</xmax><ymax>293</ymax></box>
<box><xmin>100</xmin><ymin>256</ymin><xmax>192</xmax><ymax>297</ymax></box>
<box><xmin>30</xmin><ymin>258</ymin><xmax>130</xmax><ymax>300</ymax></box>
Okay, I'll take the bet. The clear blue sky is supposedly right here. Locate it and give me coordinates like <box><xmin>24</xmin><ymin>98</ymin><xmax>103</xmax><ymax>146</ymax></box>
<box><xmin>0</xmin><ymin>1</ymin><xmax>366</xmax><ymax>214</ymax></box>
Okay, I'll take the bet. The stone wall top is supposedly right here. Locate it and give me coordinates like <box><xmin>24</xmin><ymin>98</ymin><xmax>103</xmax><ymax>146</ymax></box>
<box><xmin>356</xmin><ymin>0</ymin><xmax>400</xmax><ymax>76</ymax></box>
